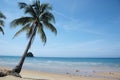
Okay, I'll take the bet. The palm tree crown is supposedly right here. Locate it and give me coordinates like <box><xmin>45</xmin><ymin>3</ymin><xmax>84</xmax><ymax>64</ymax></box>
<box><xmin>0</xmin><ymin>11</ymin><xmax>6</xmax><ymax>35</ymax></box>
<box><xmin>11</xmin><ymin>0</ymin><xmax>57</xmax><ymax>44</ymax></box>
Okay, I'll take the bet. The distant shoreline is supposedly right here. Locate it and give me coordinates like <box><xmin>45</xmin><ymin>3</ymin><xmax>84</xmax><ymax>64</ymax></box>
<box><xmin>0</xmin><ymin>55</ymin><xmax>120</xmax><ymax>58</ymax></box>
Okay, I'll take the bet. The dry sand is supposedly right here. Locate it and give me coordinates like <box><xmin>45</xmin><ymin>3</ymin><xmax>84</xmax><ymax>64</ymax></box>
<box><xmin>0</xmin><ymin>67</ymin><xmax>120</xmax><ymax>80</ymax></box>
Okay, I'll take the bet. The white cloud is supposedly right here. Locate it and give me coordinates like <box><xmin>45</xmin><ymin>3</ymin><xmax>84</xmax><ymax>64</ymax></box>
<box><xmin>53</xmin><ymin>10</ymin><xmax>74</xmax><ymax>21</ymax></box>
<box><xmin>58</xmin><ymin>19</ymin><xmax>106</xmax><ymax>36</ymax></box>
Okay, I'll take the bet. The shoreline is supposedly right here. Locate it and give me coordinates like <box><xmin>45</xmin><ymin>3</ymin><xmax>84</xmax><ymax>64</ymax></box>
<box><xmin>0</xmin><ymin>56</ymin><xmax>120</xmax><ymax>76</ymax></box>
<box><xmin>0</xmin><ymin>66</ymin><xmax>120</xmax><ymax>80</ymax></box>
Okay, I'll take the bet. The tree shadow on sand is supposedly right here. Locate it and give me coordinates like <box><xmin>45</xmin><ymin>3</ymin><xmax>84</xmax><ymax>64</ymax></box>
<box><xmin>23</xmin><ymin>77</ymin><xmax>48</xmax><ymax>80</ymax></box>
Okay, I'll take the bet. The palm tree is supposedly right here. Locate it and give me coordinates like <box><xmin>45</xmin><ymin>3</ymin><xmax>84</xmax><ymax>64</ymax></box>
<box><xmin>10</xmin><ymin>0</ymin><xmax>57</xmax><ymax>74</ymax></box>
<box><xmin>0</xmin><ymin>11</ymin><xmax>6</xmax><ymax>35</ymax></box>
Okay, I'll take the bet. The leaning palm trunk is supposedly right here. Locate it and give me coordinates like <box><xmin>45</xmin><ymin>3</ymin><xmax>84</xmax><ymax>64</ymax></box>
<box><xmin>12</xmin><ymin>26</ymin><xmax>37</xmax><ymax>73</ymax></box>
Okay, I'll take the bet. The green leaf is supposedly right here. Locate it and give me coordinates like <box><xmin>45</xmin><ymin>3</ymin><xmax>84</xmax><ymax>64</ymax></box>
<box><xmin>10</xmin><ymin>17</ymin><xmax>33</xmax><ymax>27</ymax></box>
<box><xmin>38</xmin><ymin>23</ymin><xmax>47</xmax><ymax>44</ymax></box>
<box><xmin>43</xmin><ymin>21</ymin><xmax>57</xmax><ymax>35</ymax></box>
<box><xmin>41</xmin><ymin>11</ymin><xmax>55</xmax><ymax>23</ymax></box>
<box><xmin>18</xmin><ymin>2</ymin><xmax>27</xmax><ymax>9</ymax></box>
<box><xmin>0</xmin><ymin>27</ymin><xmax>4</xmax><ymax>35</ymax></box>
<box><xmin>13</xmin><ymin>24</ymin><xmax>31</xmax><ymax>38</ymax></box>
<box><xmin>0</xmin><ymin>11</ymin><xmax>6</xmax><ymax>19</ymax></box>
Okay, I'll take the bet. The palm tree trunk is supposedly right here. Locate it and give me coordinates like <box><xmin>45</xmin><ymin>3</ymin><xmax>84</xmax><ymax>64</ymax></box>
<box><xmin>12</xmin><ymin>26</ymin><xmax>37</xmax><ymax>74</ymax></box>
<box><xmin>12</xmin><ymin>35</ymin><xmax>33</xmax><ymax>73</ymax></box>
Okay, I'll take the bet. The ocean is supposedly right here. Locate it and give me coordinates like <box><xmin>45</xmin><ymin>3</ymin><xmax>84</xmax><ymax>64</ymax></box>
<box><xmin>0</xmin><ymin>56</ymin><xmax>120</xmax><ymax>76</ymax></box>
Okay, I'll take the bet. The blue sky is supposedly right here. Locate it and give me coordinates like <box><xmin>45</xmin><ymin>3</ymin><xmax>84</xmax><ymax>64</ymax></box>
<box><xmin>0</xmin><ymin>0</ymin><xmax>120</xmax><ymax>57</ymax></box>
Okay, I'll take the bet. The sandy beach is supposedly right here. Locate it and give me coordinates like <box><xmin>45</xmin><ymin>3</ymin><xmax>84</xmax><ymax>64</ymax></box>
<box><xmin>0</xmin><ymin>67</ymin><xmax>120</xmax><ymax>80</ymax></box>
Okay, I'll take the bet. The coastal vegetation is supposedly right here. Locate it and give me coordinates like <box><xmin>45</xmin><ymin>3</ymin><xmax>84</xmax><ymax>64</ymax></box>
<box><xmin>26</xmin><ymin>52</ymin><xmax>34</xmax><ymax>57</ymax></box>
<box><xmin>0</xmin><ymin>0</ymin><xmax>57</xmax><ymax>78</ymax></box>
<box><xmin>0</xmin><ymin>0</ymin><xmax>57</xmax><ymax>77</ymax></box>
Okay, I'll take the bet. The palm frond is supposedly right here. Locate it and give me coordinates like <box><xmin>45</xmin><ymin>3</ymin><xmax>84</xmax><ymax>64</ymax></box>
<box><xmin>10</xmin><ymin>17</ymin><xmax>33</xmax><ymax>27</ymax></box>
<box><xmin>38</xmin><ymin>23</ymin><xmax>47</xmax><ymax>44</ymax></box>
<box><xmin>32</xmin><ymin>0</ymin><xmax>40</xmax><ymax>6</ymax></box>
<box><xmin>0</xmin><ymin>11</ymin><xmax>6</xmax><ymax>19</ymax></box>
<box><xmin>33</xmin><ymin>0</ymin><xmax>41</xmax><ymax>16</ymax></box>
<box><xmin>41</xmin><ymin>11</ymin><xmax>55</xmax><ymax>23</ymax></box>
<box><xmin>0</xmin><ymin>11</ymin><xmax>6</xmax><ymax>35</ymax></box>
<box><xmin>0</xmin><ymin>20</ymin><xmax>4</xmax><ymax>26</ymax></box>
<box><xmin>19</xmin><ymin>2</ymin><xmax>37</xmax><ymax>18</ymax></box>
<box><xmin>40</xmin><ymin>3</ymin><xmax>52</xmax><ymax>14</ymax></box>
<box><xmin>18</xmin><ymin>2</ymin><xmax>28</xmax><ymax>9</ymax></box>
<box><xmin>13</xmin><ymin>23</ymin><xmax>31</xmax><ymax>38</ymax></box>
<box><xmin>0</xmin><ymin>27</ymin><xmax>4</xmax><ymax>35</ymax></box>
<box><xmin>43</xmin><ymin>22</ymin><xmax>57</xmax><ymax>35</ymax></box>
<box><xmin>25</xmin><ymin>5</ymin><xmax>37</xmax><ymax>18</ymax></box>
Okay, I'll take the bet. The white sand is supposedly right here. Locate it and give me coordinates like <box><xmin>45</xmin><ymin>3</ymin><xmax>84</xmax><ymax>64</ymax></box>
<box><xmin>0</xmin><ymin>67</ymin><xmax>120</xmax><ymax>80</ymax></box>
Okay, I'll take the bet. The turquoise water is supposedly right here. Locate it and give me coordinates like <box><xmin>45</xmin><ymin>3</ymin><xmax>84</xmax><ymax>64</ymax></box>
<box><xmin>0</xmin><ymin>56</ymin><xmax>120</xmax><ymax>75</ymax></box>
